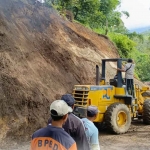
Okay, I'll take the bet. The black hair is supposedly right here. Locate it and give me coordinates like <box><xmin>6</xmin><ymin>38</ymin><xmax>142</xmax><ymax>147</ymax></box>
<box><xmin>50</xmin><ymin>110</ymin><xmax>64</xmax><ymax>121</ymax></box>
<box><xmin>69</xmin><ymin>104</ymin><xmax>74</xmax><ymax>108</ymax></box>
<box><xmin>128</xmin><ymin>59</ymin><xmax>132</xmax><ymax>63</ymax></box>
<box><xmin>87</xmin><ymin>111</ymin><xmax>96</xmax><ymax>117</ymax></box>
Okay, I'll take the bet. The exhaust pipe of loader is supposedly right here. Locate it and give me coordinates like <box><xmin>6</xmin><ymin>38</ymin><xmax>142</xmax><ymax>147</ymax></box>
<box><xmin>96</xmin><ymin>65</ymin><xmax>100</xmax><ymax>85</ymax></box>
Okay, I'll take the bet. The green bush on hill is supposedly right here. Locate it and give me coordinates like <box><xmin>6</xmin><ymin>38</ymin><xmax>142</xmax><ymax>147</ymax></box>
<box><xmin>108</xmin><ymin>33</ymin><xmax>136</xmax><ymax>58</ymax></box>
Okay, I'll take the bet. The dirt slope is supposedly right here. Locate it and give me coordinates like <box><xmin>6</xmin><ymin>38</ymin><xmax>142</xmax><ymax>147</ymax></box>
<box><xmin>0</xmin><ymin>0</ymin><xmax>145</xmax><ymax>142</ymax></box>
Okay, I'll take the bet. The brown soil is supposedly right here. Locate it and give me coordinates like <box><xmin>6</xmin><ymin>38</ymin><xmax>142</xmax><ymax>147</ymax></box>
<box><xmin>0</xmin><ymin>0</ymin><xmax>147</xmax><ymax>146</ymax></box>
<box><xmin>100</xmin><ymin>120</ymin><xmax>150</xmax><ymax>150</ymax></box>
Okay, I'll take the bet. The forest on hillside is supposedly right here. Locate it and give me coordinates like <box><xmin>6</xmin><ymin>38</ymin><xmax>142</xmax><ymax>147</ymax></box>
<box><xmin>45</xmin><ymin>0</ymin><xmax>150</xmax><ymax>81</ymax></box>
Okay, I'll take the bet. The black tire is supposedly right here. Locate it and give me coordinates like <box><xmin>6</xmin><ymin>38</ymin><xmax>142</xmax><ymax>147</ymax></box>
<box><xmin>94</xmin><ymin>122</ymin><xmax>107</xmax><ymax>132</ymax></box>
<box><xmin>143</xmin><ymin>99</ymin><xmax>150</xmax><ymax>124</ymax></box>
<box><xmin>104</xmin><ymin>103</ymin><xmax>131</xmax><ymax>134</ymax></box>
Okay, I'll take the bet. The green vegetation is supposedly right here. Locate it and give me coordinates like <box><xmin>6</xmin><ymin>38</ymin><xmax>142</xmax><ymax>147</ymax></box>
<box><xmin>46</xmin><ymin>0</ymin><xmax>150</xmax><ymax>81</ymax></box>
<box><xmin>108</xmin><ymin>33</ymin><xmax>136</xmax><ymax>58</ymax></box>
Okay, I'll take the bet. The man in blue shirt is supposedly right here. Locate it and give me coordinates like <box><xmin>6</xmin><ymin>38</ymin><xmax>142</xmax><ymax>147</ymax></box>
<box><xmin>82</xmin><ymin>106</ymin><xmax>100</xmax><ymax>150</ymax></box>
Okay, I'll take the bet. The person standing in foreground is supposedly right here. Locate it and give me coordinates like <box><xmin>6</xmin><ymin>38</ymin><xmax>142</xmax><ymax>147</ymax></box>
<box><xmin>82</xmin><ymin>106</ymin><xmax>100</xmax><ymax>150</ymax></box>
<box><xmin>117</xmin><ymin>58</ymin><xmax>135</xmax><ymax>97</ymax></box>
<box><xmin>30</xmin><ymin>100</ymin><xmax>77</xmax><ymax>150</ymax></box>
<box><xmin>48</xmin><ymin>94</ymin><xmax>90</xmax><ymax>150</ymax></box>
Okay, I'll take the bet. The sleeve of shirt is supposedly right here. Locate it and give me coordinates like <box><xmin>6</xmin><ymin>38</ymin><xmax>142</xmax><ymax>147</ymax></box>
<box><xmin>30</xmin><ymin>142</ymin><xmax>33</xmax><ymax>150</ymax></box>
<box><xmin>91</xmin><ymin>128</ymin><xmax>100</xmax><ymax>147</ymax></box>
<box><xmin>30</xmin><ymin>145</ymin><xmax>33</xmax><ymax>150</ymax></box>
<box><xmin>76</xmin><ymin>121</ymin><xmax>90</xmax><ymax>150</ymax></box>
<box><xmin>30</xmin><ymin>139</ymin><xmax>35</xmax><ymax>150</ymax></box>
<box><xmin>68</xmin><ymin>142</ymin><xmax>77</xmax><ymax>150</ymax></box>
<box><xmin>91</xmin><ymin>144</ymin><xmax>100</xmax><ymax>150</ymax></box>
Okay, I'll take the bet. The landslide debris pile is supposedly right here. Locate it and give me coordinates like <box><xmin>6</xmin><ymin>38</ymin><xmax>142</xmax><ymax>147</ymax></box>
<box><xmin>0</xmin><ymin>0</ymin><xmax>119</xmax><ymax>140</ymax></box>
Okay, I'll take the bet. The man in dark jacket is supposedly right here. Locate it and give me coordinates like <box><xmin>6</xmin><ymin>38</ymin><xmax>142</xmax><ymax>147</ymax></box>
<box><xmin>48</xmin><ymin>94</ymin><xmax>90</xmax><ymax>150</ymax></box>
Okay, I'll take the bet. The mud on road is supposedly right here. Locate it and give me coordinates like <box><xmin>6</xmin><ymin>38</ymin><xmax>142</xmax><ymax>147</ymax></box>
<box><xmin>0</xmin><ymin>120</ymin><xmax>150</xmax><ymax>150</ymax></box>
<box><xmin>100</xmin><ymin>120</ymin><xmax>150</xmax><ymax>150</ymax></box>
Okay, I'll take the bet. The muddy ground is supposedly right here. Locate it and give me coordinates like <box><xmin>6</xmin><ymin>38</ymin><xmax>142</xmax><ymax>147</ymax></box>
<box><xmin>100</xmin><ymin>120</ymin><xmax>150</xmax><ymax>150</ymax></box>
<box><xmin>0</xmin><ymin>120</ymin><xmax>150</xmax><ymax>150</ymax></box>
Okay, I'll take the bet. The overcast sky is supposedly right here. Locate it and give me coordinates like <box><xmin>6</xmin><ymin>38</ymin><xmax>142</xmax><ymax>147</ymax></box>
<box><xmin>118</xmin><ymin>0</ymin><xmax>150</xmax><ymax>29</ymax></box>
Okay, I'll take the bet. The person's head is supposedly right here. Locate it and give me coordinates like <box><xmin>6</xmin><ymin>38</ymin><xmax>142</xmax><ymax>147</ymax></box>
<box><xmin>87</xmin><ymin>105</ymin><xmax>100</xmax><ymax>121</ymax></box>
<box><xmin>50</xmin><ymin>100</ymin><xmax>73</xmax><ymax>124</ymax></box>
<box><xmin>61</xmin><ymin>94</ymin><xmax>75</xmax><ymax>109</ymax></box>
<box><xmin>127</xmin><ymin>58</ymin><xmax>133</xmax><ymax>63</ymax></box>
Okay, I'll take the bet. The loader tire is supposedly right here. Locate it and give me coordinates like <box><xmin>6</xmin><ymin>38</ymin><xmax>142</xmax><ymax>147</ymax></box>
<box><xmin>104</xmin><ymin>103</ymin><xmax>131</xmax><ymax>134</ymax></box>
<box><xmin>143</xmin><ymin>99</ymin><xmax>150</xmax><ymax>124</ymax></box>
<box><xmin>94</xmin><ymin>122</ymin><xmax>107</xmax><ymax>132</ymax></box>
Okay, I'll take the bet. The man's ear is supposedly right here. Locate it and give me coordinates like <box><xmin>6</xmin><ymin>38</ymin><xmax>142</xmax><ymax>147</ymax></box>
<box><xmin>72</xmin><ymin>104</ymin><xmax>75</xmax><ymax>110</ymax></box>
<box><xmin>94</xmin><ymin>114</ymin><xmax>98</xmax><ymax>119</ymax></box>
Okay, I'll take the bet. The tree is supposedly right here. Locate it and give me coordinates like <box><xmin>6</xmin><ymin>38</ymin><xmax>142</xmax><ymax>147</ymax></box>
<box><xmin>135</xmin><ymin>54</ymin><xmax>150</xmax><ymax>81</ymax></box>
<box><xmin>99</xmin><ymin>0</ymin><xmax>121</xmax><ymax>35</ymax></box>
<box><xmin>121</xmin><ymin>11</ymin><xmax>130</xmax><ymax>18</ymax></box>
<box><xmin>108</xmin><ymin>33</ymin><xmax>136</xmax><ymax>58</ymax></box>
<box><xmin>72</xmin><ymin>0</ymin><xmax>101</xmax><ymax>26</ymax></box>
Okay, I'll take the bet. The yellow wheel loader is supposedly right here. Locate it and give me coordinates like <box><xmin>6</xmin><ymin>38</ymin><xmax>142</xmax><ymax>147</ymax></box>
<box><xmin>72</xmin><ymin>58</ymin><xmax>150</xmax><ymax>134</ymax></box>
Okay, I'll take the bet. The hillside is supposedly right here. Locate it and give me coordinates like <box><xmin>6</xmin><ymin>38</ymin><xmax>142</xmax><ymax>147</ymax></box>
<box><xmin>0</xmin><ymin>0</ymin><xmax>144</xmax><ymax>143</ymax></box>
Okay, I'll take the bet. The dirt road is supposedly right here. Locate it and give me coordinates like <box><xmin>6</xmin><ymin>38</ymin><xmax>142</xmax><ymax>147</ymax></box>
<box><xmin>100</xmin><ymin>120</ymin><xmax>150</xmax><ymax>150</ymax></box>
<box><xmin>0</xmin><ymin>120</ymin><xmax>150</xmax><ymax>150</ymax></box>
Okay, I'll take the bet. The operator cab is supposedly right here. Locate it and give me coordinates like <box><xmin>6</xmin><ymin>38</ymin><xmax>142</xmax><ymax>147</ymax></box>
<box><xmin>97</xmin><ymin>58</ymin><xmax>134</xmax><ymax>99</ymax></box>
<box><xmin>99</xmin><ymin>58</ymin><xmax>128</xmax><ymax>88</ymax></box>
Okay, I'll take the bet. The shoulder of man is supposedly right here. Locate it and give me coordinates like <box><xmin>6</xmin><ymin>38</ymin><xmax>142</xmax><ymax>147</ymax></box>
<box><xmin>82</xmin><ymin>118</ymin><xmax>97</xmax><ymax>131</ymax></box>
<box><xmin>125</xmin><ymin>63</ymin><xmax>130</xmax><ymax>66</ymax></box>
<box><xmin>81</xmin><ymin>118</ymin><xmax>90</xmax><ymax>123</ymax></box>
<box><xmin>68</xmin><ymin>113</ymin><xmax>83</xmax><ymax>124</ymax></box>
<box><xmin>32</xmin><ymin>127</ymin><xmax>47</xmax><ymax>139</ymax></box>
<box><xmin>64</xmin><ymin>113</ymin><xmax>85</xmax><ymax>131</ymax></box>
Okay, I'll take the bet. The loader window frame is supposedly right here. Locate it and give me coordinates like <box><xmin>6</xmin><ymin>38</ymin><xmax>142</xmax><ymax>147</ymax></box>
<box><xmin>101</xmin><ymin>58</ymin><xmax>128</xmax><ymax>88</ymax></box>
